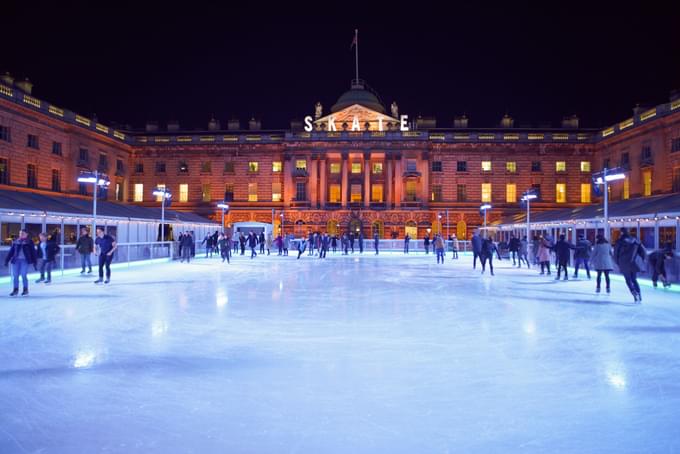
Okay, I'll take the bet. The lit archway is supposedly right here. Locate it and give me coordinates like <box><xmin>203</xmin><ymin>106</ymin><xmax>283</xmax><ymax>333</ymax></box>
<box><xmin>456</xmin><ymin>220</ymin><xmax>467</xmax><ymax>240</ymax></box>
<box><xmin>348</xmin><ymin>218</ymin><xmax>362</xmax><ymax>236</ymax></box>
<box><xmin>405</xmin><ymin>220</ymin><xmax>418</xmax><ymax>239</ymax></box>
<box><xmin>372</xmin><ymin>220</ymin><xmax>384</xmax><ymax>238</ymax></box>
<box><xmin>327</xmin><ymin>219</ymin><xmax>340</xmax><ymax>236</ymax></box>
<box><xmin>294</xmin><ymin>220</ymin><xmax>306</xmax><ymax>237</ymax></box>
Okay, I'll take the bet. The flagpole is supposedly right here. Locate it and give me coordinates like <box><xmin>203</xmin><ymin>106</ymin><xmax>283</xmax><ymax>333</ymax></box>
<box><xmin>355</xmin><ymin>29</ymin><xmax>359</xmax><ymax>82</ymax></box>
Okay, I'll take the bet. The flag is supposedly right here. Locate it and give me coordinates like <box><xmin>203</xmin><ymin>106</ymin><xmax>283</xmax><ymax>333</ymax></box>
<box><xmin>350</xmin><ymin>30</ymin><xmax>357</xmax><ymax>49</ymax></box>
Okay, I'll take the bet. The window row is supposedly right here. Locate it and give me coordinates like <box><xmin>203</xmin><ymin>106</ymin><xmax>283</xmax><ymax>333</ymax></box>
<box><xmin>430</xmin><ymin>182</ymin><xmax>593</xmax><ymax>204</ymax></box>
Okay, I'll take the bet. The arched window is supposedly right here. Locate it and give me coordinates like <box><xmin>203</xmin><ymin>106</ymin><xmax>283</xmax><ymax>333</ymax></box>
<box><xmin>456</xmin><ymin>220</ymin><xmax>467</xmax><ymax>240</ymax></box>
<box><xmin>327</xmin><ymin>219</ymin><xmax>339</xmax><ymax>236</ymax></box>
<box><xmin>349</xmin><ymin>219</ymin><xmax>362</xmax><ymax>236</ymax></box>
<box><xmin>372</xmin><ymin>220</ymin><xmax>384</xmax><ymax>238</ymax></box>
<box><xmin>405</xmin><ymin>220</ymin><xmax>418</xmax><ymax>239</ymax></box>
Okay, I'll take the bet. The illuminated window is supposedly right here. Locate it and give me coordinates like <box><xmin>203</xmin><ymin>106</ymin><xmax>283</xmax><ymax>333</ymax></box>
<box><xmin>481</xmin><ymin>161</ymin><xmax>492</xmax><ymax>172</ymax></box>
<box><xmin>329</xmin><ymin>184</ymin><xmax>341</xmax><ymax>202</ymax></box>
<box><xmin>295</xmin><ymin>159</ymin><xmax>307</xmax><ymax>170</ymax></box>
<box><xmin>272</xmin><ymin>182</ymin><xmax>282</xmax><ymax>202</ymax></box>
<box><xmin>405</xmin><ymin>181</ymin><xmax>417</xmax><ymax>201</ymax></box>
<box><xmin>134</xmin><ymin>183</ymin><xmax>144</xmax><ymax>202</ymax></box>
<box><xmin>642</xmin><ymin>169</ymin><xmax>652</xmax><ymax>196</ymax></box>
<box><xmin>581</xmin><ymin>183</ymin><xmax>591</xmax><ymax>203</ymax></box>
<box><xmin>351</xmin><ymin>162</ymin><xmax>362</xmax><ymax>174</ymax></box>
<box><xmin>580</xmin><ymin>161</ymin><xmax>591</xmax><ymax>172</ymax></box>
<box><xmin>248</xmin><ymin>183</ymin><xmax>258</xmax><ymax>201</ymax></box>
<box><xmin>350</xmin><ymin>184</ymin><xmax>362</xmax><ymax>202</ymax></box>
<box><xmin>248</xmin><ymin>161</ymin><xmax>259</xmax><ymax>172</ymax></box>
<box><xmin>372</xmin><ymin>184</ymin><xmax>384</xmax><ymax>202</ymax></box>
<box><xmin>330</xmin><ymin>162</ymin><xmax>341</xmax><ymax>174</ymax></box>
<box><xmin>178</xmin><ymin>161</ymin><xmax>188</xmax><ymax>173</ymax></box>
<box><xmin>556</xmin><ymin>183</ymin><xmax>566</xmax><ymax>203</ymax></box>
<box><xmin>179</xmin><ymin>184</ymin><xmax>188</xmax><ymax>202</ymax></box>
<box><xmin>506</xmin><ymin>183</ymin><xmax>516</xmax><ymax>203</ymax></box>
<box><xmin>372</xmin><ymin>162</ymin><xmax>383</xmax><ymax>174</ymax></box>
<box><xmin>481</xmin><ymin>183</ymin><xmax>492</xmax><ymax>202</ymax></box>
<box><xmin>202</xmin><ymin>183</ymin><xmax>211</xmax><ymax>202</ymax></box>
<box><xmin>623</xmin><ymin>177</ymin><xmax>630</xmax><ymax>200</ymax></box>
<box><xmin>506</xmin><ymin>162</ymin><xmax>516</xmax><ymax>173</ymax></box>
<box><xmin>155</xmin><ymin>184</ymin><xmax>166</xmax><ymax>202</ymax></box>
<box><xmin>431</xmin><ymin>184</ymin><xmax>442</xmax><ymax>202</ymax></box>
<box><xmin>556</xmin><ymin>161</ymin><xmax>566</xmax><ymax>172</ymax></box>
<box><xmin>272</xmin><ymin>161</ymin><xmax>282</xmax><ymax>172</ymax></box>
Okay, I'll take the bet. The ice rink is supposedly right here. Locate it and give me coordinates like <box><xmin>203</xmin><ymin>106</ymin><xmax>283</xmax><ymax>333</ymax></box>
<box><xmin>1</xmin><ymin>251</ymin><xmax>680</xmax><ymax>453</ymax></box>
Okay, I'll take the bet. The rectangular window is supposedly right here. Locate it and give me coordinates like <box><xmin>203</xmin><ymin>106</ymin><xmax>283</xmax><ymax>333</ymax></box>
<box><xmin>79</xmin><ymin>182</ymin><xmax>88</xmax><ymax>195</ymax></box>
<box><xmin>27</xmin><ymin>134</ymin><xmax>39</xmax><ymax>149</ymax></box>
<box><xmin>531</xmin><ymin>161</ymin><xmax>541</xmax><ymax>172</ymax></box>
<box><xmin>179</xmin><ymin>184</ymin><xmax>189</xmax><ymax>202</ymax></box>
<box><xmin>135</xmin><ymin>162</ymin><xmax>144</xmax><ymax>174</ymax></box>
<box><xmin>641</xmin><ymin>145</ymin><xmax>653</xmax><ymax>162</ymax></box>
<box><xmin>351</xmin><ymin>162</ymin><xmax>362</xmax><ymax>174</ymax></box>
<box><xmin>580</xmin><ymin>161</ymin><xmax>591</xmax><ymax>172</ymax></box>
<box><xmin>116</xmin><ymin>159</ymin><xmax>124</xmax><ymax>174</ymax></box>
<box><xmin>295</xmin><ymin>182</ymin><xmax>306</xmax><ymax>201</ymax></box>
<box><xmin>431</xmin><ymin>184</ymin><xmax>442</xmax><ymax>202</ymax></box>
<box><xmin>406</xmin><ymin>159</ymin><xmax>417</xmax><ymax>172</ymax></box>
<box><xmin>79</xmin><ymin>148</ymin><xmax>89</xmax><ymax>164</ymax></box>
<box><xmin>330</xmin><ymin>162</ymin><xmax>341</xmax><ymax>174</ymax></box>
<box><xmin>248</xmin><ymin>182</ymin><xmax>258</xmax><ymax>201</ymax></box>
<box><xmin>52</xmin><ymin>141</ymin><xmax>62</xmax><ymax>156</ymax></box>
<box><xmin>155</xmin><ymin>184</ymin><xmax>166</xmax><ymax>202</ymax></box>
<box><xmin>155</xmin><ymin>161</ymin><xmax>166</xmax><ymax>173</ymax></box>
<box><xmin>481</xmin><ymin>183</ymin><xmax>492</xmax><ymax>202</ymax></box>
<box><xmin>179</xmin><ymin>161</ymin><xmax>189</xmax><ymax>173</ymax></box>
<box><xmin>405</xmin><ymin>181</ymin><xmax>417</xmax><ymax>201</ymax></box>
<box><xmin>202</xmin><ymin>183</ymin><xmax>211</xmax><ymax>202</ymax></box>
<box><xmin>248</xmin><ymin>161</ymin><xmax>259</xmax><ymax>173</ymax></box>
<box><xmin>642</xmin><ymin>169</ymin><xmax>652</xmax><ymax>196</ymax></box>
<box><xmin>556</xmin><ymin>183</ymin><xmax>566</xmax><ymax>203</ymax></box>
<box><xmin>457</xmin><ymin>161</ymin><xmax>467</xmax><ymax>172</ymax></box>
<box><xmin>115</xmin><ymin>182</ymin><xmax>123</xmax><ymax>201</ymax></box>
<box><xmin>0</xmin><ymin>125</ymin><xmax>10</xmax><ymax>142</ymax></box>
<box><xmin>621</xmin><ymin>152</ymin><xmax>630</xmax><ymax>168</ymax></box>
<box><xmin>201</xmin><ymin>161</ymin><xmax>212</xmax><ymax>173</ymax></box>
<box><xmin>98</xmin><ymin>153</ymin><xmax>108</xmax><ymax>171</ymax></box>
<box><xmin>371</xmin><ymin>184</ymin><xmax>384</xmax><ymax>202</ymax></box>
<box><xmin>432</xmin><ymin>161</ymin><xmax>442</xmax><ymax>172</ymax></box>
<box><xmin>272</xmin><ymin>182</ymin><xmax>282</xmax><ymax>202</ymax></box>
<box><xmin>672</xmin><ymin>138</ymin><xmax>680</xmax><ymax>153</ymax></box>
<box><xmin>603</xmin><ymin>158</ymin><xmax>611</xmax><ymax>169</ymax></box>
<box><xmin>457</xmin><ymin>184</ymin><xmax>467</xmax><ymax>201</ymax></box>
<box><xmin>532</xmin><ymin>184</ymin><xmax>541</xmax><ymax>200</ymax></box>
<box><xmin>623</xmin><ymin>177</ymin><xmax>630</xmax><ymax>200</ymax></box>
<box><xmin>481</xmin><ymin>161</ymin><xmax>492</xmax><ymax>172</ymax></box>
<box><xmin>26</xmin><ymin>164</ymin><xmax>37</xmax><ymax>188</ymax></box>
<box><xmin>224</xmin><ymin>183</ymin><xmax>234</xmax><ymax>202</ymax></box>
<box><xmin>224</xmin><ymin>162</ymin><xmax>235</xmax><ymax>174</ymax></box>
<box><xmin>673</xmin><ymin>167</ymin><xmax>680</xmax><ymax>193</ymax></box>
<box><xmin>272</xmin><ymin>161</ymin><xmax>282</xmax><ymax>172</ymax></box>
<box><xmin>350</xmin><ymin>184</ymin><xmax>362</xmax><ymax>202</ymax></box>
<box><xmin>506</xmin><ymin>161</ymin><xmax>516</xmax><ymax>173</ymax></box>
<box><xmin>295</xmin><ymin>159</ymin><xmax>307</xmax><ymax>171</ymax></box>
<box><xmin>329</xmin><ymin>184</ymin><xmax>341</xmax><ymax>203</ymax></box>
<box><xmin>134</xmin><ymin>183</ymin><xmax>144</xmax><ymax>202</ymax></box>
<box><xmin>372</xmin><ymin>162</ymin><xmax>383</xmax><ymax>174</ymax></box>
<box><xmin>581</xmin><ymin>183</ymin><xmax>591</xmax><ymax>203</ymax></box>
<box><xmin>0</xmin><ymin>158</ymin><xmax>9</xmax><ymax>184</ymax></box>
<box><xmin>51</xmin><ymin>169</ymin><xmax>61</xmax><ymax>192</ymax></box>
<box><xmin>506</xmin><ymin>183</ymin><xmax>516</xmax><ymax>203</ymax></box>
<box><xmin>556</xmin><ymin>161</ymin><xmax>566</xmax><ymax>172</ymax></box>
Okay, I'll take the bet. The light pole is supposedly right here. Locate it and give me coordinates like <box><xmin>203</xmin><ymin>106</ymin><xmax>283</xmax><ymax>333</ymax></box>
<box><xmin>217</xmin><ymin>202</ymin><xmax>230</xmax><ymax>231</ymax></box>
<box><xmin>521</xmin><ymin>190</ymin><xmax>538</xmax><ymax>242</ymax></box>
<box><xmin>77</xmin><ymin>170</ymin><xmax>110</xmax><ymax>234</ymax></box>
<box><xmin>280</xmin><ymin>211</ymin><xmax>284</xmax><ymax>238</ymax></box>
<box><xmin>446</xmin><ymin>208</ymin><xmax>449</xmax><ymax>239</ymax></box>
<box><xmin>153</xmin><ymin>186</ymin><xmax>172</xmax><ymax>241</ymax></box>
<box><xmin>593</xmin><ymin>167</ymin><xmax>625</xmax><ymax>240</ymax></box>
<box><xmin>480</xmin><ymin>204</ymin><xmax>492</xmax><ymax>238</ymax></box>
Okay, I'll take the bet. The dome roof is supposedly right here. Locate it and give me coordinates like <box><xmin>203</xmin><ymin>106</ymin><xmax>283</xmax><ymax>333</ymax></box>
<box><xmin>330</xmin><ymin>80</ymin><xmax>385</xmax><ymax>114</ymax></box>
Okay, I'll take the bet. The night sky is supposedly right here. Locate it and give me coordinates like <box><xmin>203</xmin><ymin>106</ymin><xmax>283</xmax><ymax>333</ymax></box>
<box><xmin>4</xmin><ymin>3</ymin><xmax>680</xmax><ymax>131</ymax></box>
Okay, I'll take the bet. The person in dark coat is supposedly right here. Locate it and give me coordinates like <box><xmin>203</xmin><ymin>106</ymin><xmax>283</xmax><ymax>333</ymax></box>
<box><xmin>247</xmin><ymin>231</ymin><xmax>258</xmax><ymax>258</ymax></box>
<box><xmin>471</xmin><ymin>232</ymin><xmax>483</xmax><ymax>270</ymax></box>
<box><xmin>342</xmin><ymin>233</ymin><xmax>349</xmax><ymax>255</ymax></box>
<box><xmin>297</xmin><ymin>237</ymin><xmax>307</xmax><ymax>259</ymax></box>
<box><xmin>508</xmin><ymin>234</ymin><xmax>520</xmax><ymax>266</ymax></box>
<box><xmin>373</xmin><ymin>232</ymin><xmax>380</xmax><ymax>255</ymax></box>
<box><xmin>434</xmin><ymin>234</ymin><xmax>446</xmax><ymax>264</ymax></box>
<box><xmin>94</xmin><ymin>227</ymin><xmax>117</xmax><ymax>284</ymax></box>
<box><xmin>358</xmin><ymin>232</ymin><xmax>364</xmax><ymax>254</ymax></box>
<box><xmin>349</xmin><ymin>232</ymin><xmax>355</xmax><ymax>253</ymax></box>
<box><xmin>648</xmin><ymin>242</ymin><xmax>673</xmax><ymax>288</ymax></box>
<box><xmin>4</xmin><ymin>229</ymin><xmax>38</xmax><ymax>296</ymax></box>
<box><xmin>590</xmin><ymin>234</ymin><xmax>614</xmax><ymax>293</ymax></box>
<box><xmin>480</xmin><ymin>238</ymin><xmax>501</xmax><ymax>275</ymax></box>
<box><xmin>319</xmin><ymin>233</ymin><xmax>329</xmax><ymax>259</ymax></box>
<box><xmin>233</xmin><ymin>232</ymin><xmax>239</xmax><ymax>254</ymax></box>
<box><xmin>239</xmin><ymin>232</ymin><xmax>246</xmax><ymax>255</ymax></box>
<box><xmin>180</xmin><ymin>232</ymin><xmax>194</xmax><ymax>263</ymax></box>
<box><xmin>553</xmin><ymin>234</ymin><xmax>574</xmax><ymax>280</ymax></box>
<box><xmin>331</xmin><ymin>235</ymin><xmax>337</xmax><ymax>253</ymax></box>
<box><xmin>218</xmin><ymin>233</ymin><xmax>231</xmax><ymax>263</ymax></box>
<box><xmin>404</xmin><ymin>233</ymin><xmax>410</xmax><ymax>254</ymax></box>
<box><xmin>259</xmin><ymin>232</ymin><xmax>266</xmax><ymax>254</ymax></box>
<box><xmin>614</xmin><ymin>227</ymin><xmax>646</xmax><ymax>302</ymax></box>
<box><xmin>76</xmin><ymin>227</ymin><xmax>94</xmax><ymax>274</ymax></box>
<box><xmin>573</xmin><ymin>235</ymin><xmax>592</xmax><ymax>279</ymax></box>
<box><xmin>201</xmin><ymin>234</ymin><xmax>213</xmax><ymax>258</ymax></box>
<box><xmin>518</xmin><ymin>236</ymin><xmax>530</xmax><ymax>268</ymax></box>
<box><xmin>424</xmin><ymin>234</ymin><xmax>430</xmax><ymax>254</ymax></box>
<box><xmin>35</xmin><ymin>232</ymin><xmax>60</xmax><ymax>284</ymax></box>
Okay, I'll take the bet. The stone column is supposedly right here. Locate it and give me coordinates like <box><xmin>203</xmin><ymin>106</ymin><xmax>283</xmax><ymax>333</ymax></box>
<box><xmin>420</xmin><ymin>151</ymin><xmax>429</xmax><ymax>208</ymax></box>
<box><xmin>394</xmin><ymin>153</ymin><xmax>402</xmax><ymax>208</ymax></box>
<box><xmin>363</xmin><ymin>151</ymin><xmax>371</xmax><ymax>208</ymax></box>
<box><xmin>385</xmin><ymin>154</ymin><xmax>393</xmax><ymax>208</ymax></box>
<box><xmin>341</xmin><ymin>152</ymin><xmax>348</xmax><ymax>208</ymax></box>
<box><xmin>319</xmin><ymin>157</ymin><xmax>327</xmax><ymax>209</ymax></box>
<box><xmin>283</xmin><ymin>154</ymin><xmax>293</xmax><ymax>208</ymax></box>
<box><xmin>309</xmin><ymin>153</ymin><xmax>318</xmax><ymax>207</ymax></box>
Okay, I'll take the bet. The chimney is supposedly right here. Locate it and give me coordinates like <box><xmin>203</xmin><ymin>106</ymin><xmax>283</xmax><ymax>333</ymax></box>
<box><xmin>15</xmin><ymin>78</ymin><xmax>33</xmax><ymax>94</ymax></box>
<box><xmin>633</xmin><ymin>103</ymin><xmax>645</xmax><ymax>116</ymax></box>
<box><xmin>145</xmin><ymin>121</ymin><xmax>159</xmax><ymax>132</ymax></box>
<box><xmin>561</xmin><ymin>115</ymin><xmax>579</xmax><ymax>129</ymax></box>
<box><xmin>227</xmin><ymin>118</ymin><xmax>240</xmax><ymax>130</ymax></box>
<box><xmin>167</xmin><ymin>120</ymin><xmax>180</xmax><ymax>132</ymax></box>
<box><xmin>208</xmin><ymin>117</ymin><xmax>221</xmax><ymax>131</ymax></box>
<box><xmin>415</xmin><ymin>116</ymin><xmax>436</xmax><ymax>129</ymax></box>
<box><xmin>0</xmin><ymin>72</ymin><xmax>14</xmax><ymax>86</ymax></box>
<box><xmin>453</xmin><ymin>115</ymin><xmax>468</xmax><ymax>128</ymax></box>
<box><xmin>248</xmin><ymin>117</ymin><xmax>261</xmax><ymax>130</ymax></box>
<box><xmin>670</xmin><ymin>89</ymin><xmax>680</xmax><ymax>102</ymax></box>
<box><xmin>500</xmin><ymin>114</ymin><xmax>514</xmax><ymax>128</ymax></box>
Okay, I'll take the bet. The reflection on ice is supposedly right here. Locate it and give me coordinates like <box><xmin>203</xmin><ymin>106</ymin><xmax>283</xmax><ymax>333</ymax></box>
<box><xmin>72</xmin><ymin>351</ymin><xmax>96</xmax><ymax>369</ymax></box>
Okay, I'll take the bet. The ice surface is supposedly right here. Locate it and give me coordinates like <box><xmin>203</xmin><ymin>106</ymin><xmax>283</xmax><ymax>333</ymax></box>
<box><xmin>1</xmin><ymin>252</ymin><xmax>680</xmax><ymax>453</ymax></box>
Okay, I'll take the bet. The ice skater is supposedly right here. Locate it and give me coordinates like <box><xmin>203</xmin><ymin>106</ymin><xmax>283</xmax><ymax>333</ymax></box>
<box><xmin>94</xmin><ymin>227</ymin><xmax>117</xmax><ymax>284</ymax></box>
<box><xmin>480</xmin><ymin>237</ymin><xmax>501</xmax><ymax>275</ymax></box>
<box><xmin>358</xmin><ymin>232</ymin><xmax>364</xmax><ymax>254</ymax></box>
<box><xmin>331</xmin><ymin>235</ymin><xmax>337</xmax><ymax>253</ymax></box>
<box><xmin>319</xmin><ymin>233</ymin><xmax>329</xmax><ymax>259</ymax></box>
<box><xmin>517</xmin><ymin>236</ymin><xmax>530</xmax><ymax>268</ymax></box>
<box><xmin>451</xmin><ymin>234</ymin><xmax>459</xmax><ymax>260</ymax></box>
<box><xmin>614</xmin><ymin>227</ymin><xmax>646</xmax><ymax>302</ymax></box>
<box><xmin>554</xmin><ymin>234</ymin><xmax>574</xmax><ymax>281</ymax></box>
<box><xmin>538</xmin><ymin>235</ymin><xmax>552</xmax><ymax>275</ymax></box>
<box><xmin>434</xmin><ymin>234</ymin><xmax>445</xmax><ymax>264</ymax></box>
<box><xmin>76</xmin><ymin>227</ymin><xmax>94</xmax><ymax>274</ymax></box>
<box><xmin>342</xmin><ymin>233</ymin><xmax>349</xmax><ymax>255</ymax></box>
<box><xmin>283</xmin><ymin>234</ymin><xmax>290</xmax><ymax>256</ymax></box>
<box><xmin>218</xmin><ymin>233</ymin><xmax>231</xmax><ymax>263</ymax></box>
<box><xmin>424</xmin><ymin>234</ymin><xmax>430</xmax><ymax>254</ymax></box>
<box><xmin>35</xmin><ymin>232</ymin><xmax>60</xmax><ymax>284</ymax></box>
<box><xmin>590</xmin><ymin>234</ymin><xmax>613</xmax><ymax>294</ymax></box>
<box><xmin>4</xmin><ymin>229</ymin><xmax>37</xmax><ymax>296</ymax></box>
<box><xmin>266</xmin><ymin>233</ymin><xmax>272</xmax><ymax>255</ymax></box>
<box><xmin>508</xmin><ymin>234</ymin><xmax>520</xmax><ymax>266</ymax></box>
<box><xmin>404</xmin><ymin>233</ymin><xmax>410</xmax><ymax>254</ymax></box>
<box><xmin>248</xmin><ymin>231</ymin><xmax>258</xmax><ymax>259</ymax></box>
<box><xmin>180</xmin><ymin>232</ymin><xmax>193</xmax><ymax>263</ymax></box>
<box><xmin>471</xmin><ymin>231</ymin><xmax>482</xmax><ymax>270</ymax></box>
<box><xmin>573</xmin><ymin>234</ymin><xmax>592</xmax><ymax>279</ymax></box>
<box><xmin>297</xmin><ymin>237</ymin><xmax>307</xmax><ymax>259</ymax></box>
<box><xmin>374</xmin><ymin>231</ymin><xmax>380</xmax><ymax>255</ymax></box>
<box><xmin>648</xmin><ymin>242</ymin><xmax>673</xmax><ymax>288</ymax></box>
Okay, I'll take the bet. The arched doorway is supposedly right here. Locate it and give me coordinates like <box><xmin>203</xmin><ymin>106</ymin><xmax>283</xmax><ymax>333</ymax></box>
<box><xmin>456</xmin><ymin>220</ymin><xmax>467</xmax><ymax>240</ymax></box>
<box><xmin>432</xmin><ymin>220</ymin><xmax>442</xmax><ymax>235</ymax></box>
<box><xmin>348</xmin><ymin>218</ymin><xmax>362</xmax><ymax>236</ymax></box>
<box><xmin>294</xmin><ymin>220</ymin><xmax>306</xmax><ymax>237</ymax></box>
<box><xmin>327</xmin><ymin>219</ymin><xmax>340</xmax><ymax>236</ymax></box>
<box><xmin>372</xmin><ymin>220</ymin><xmax>384</xmax><ymax>238</ymax></box>
<box><xmin>405</xmin><ymin>220</ymin><xmax>418</xmax><ymax>239</ymax></box>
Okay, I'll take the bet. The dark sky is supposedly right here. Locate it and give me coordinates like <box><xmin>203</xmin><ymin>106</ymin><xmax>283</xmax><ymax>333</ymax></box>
<box><xmin>4</xmin><ymin>3</ymin><xmax>680</xmax><ymax>131</ymax></box>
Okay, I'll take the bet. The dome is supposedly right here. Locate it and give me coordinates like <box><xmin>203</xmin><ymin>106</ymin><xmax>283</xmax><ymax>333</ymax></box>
<box><xmin>330</xmin><ymin>80</ymin><xmax>385</xmax><ymax>114</ymax></box>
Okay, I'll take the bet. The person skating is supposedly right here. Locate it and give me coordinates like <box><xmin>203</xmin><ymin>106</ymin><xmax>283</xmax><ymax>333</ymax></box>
<box><xmin>532</xmin><ymin>235</ymin><xmax>541</xmax><ymax>265</ymax></box>
<box><xmin>342</xmin><ymin>233</ymin><xmax>349</xmax><ymax>255</ymax></box>
<box><xmin>374</xmin><ymin>232</ymin><xmax>380</xmax><ymax>255</ymax></box>
<box><xmin>4</xmin><ymin>229</ymin><xmax>37</xmax><ymax>296</ymax></box>
<box><xmin>259</xmin><ymin>232</ymin><xmax>266</xmax><ymax>254</ymax></box>
<box><xmin>349</xmin><ymin>232</ymin><xmax>355</xmax><ymax>253</ymax></box>
<box><xmin>180</xmin><ymin>232</ymin><xmax>193</xmax><ymax>263</ymax></box>
<box><xmin>518</xmin><ymin>236</ymin><xmax>530</xmax><ymax>268</ymax></box>
<box><xmin>76</xmin><ymin>227</ymin><xmax>94</xmax><ymax>274</ymax></box>
<box><xmin>94</xmin><ymin>227</ymin><xmax>117</xmax><ymax>284</ymax></box>
<box><xmin>248</xmin><ymin>231</ymin><xmax>258</xmax><ymax>258</ymax></box>
<box><xmin>331</xmin><ymin>235</ymin><xmax>337</xmax><ymax>253</ymax></box>
<box><xmin>451</xmin><ymin>234</ymin><xmax>459</xmax><ymax>259</ymax></box>
<box><xmin>283</xmin><ymin>234</ymin><xmax>290</xmax><ymax>256</ymax></box>
<box><xmin>233</xmin><ymin>233</ymin><xmax>240</xmax><ymax>254</ymax></box>
<box><xmin>201</xmin><ymin>234</ymin><xmax>213</xmax><ymax>258</ymax></box>
<box><xmin>239</xmin><ymin>232</ymin><xmax>246</xmax><ymax>255</ymax></box>
<box><xmin>35</xmin><ymin>232</ymin><xmax>60</xmax><ymax>284</ymax></box>
<box><xmin>404</xmin><ymin>233</ymin><xmax>410</xmax><ymax>254</ymax></box>
<box><xmin>573</xmin><ymin>234</ymin><xmax>592</xmax><ymax>279</ymax></box>
<box><xmin>319</xmin><ymin>233</ymin><xmax>329</xmax><ymax>259</ymax></box>
<box><xmin>538</xmin><ymin>235</ymin><xmax>552</xmax><ymax>275</ymax></box>
<box><xmin>648</xmin><ymin>242</ymin><xmax>673</xmax><ymax>288</ymax></box>
<box><xmin>434</xmin><ymin>234</ymin><xmax>445</xmax><ymax>264</ymax></box>
<box><xmin>590</xmin><ymin>234</ymin><xmax>614</xmax><ymax>294</ymax></box>
<box><xmin>480</xmin><ymin>237</ymin><xmax>501</xmax><ymax>275</ymax></box>
<box><xmin>554</xmin><ymin>234</ymin><xmax>574</xmax><ymax>280</ymax></box>
<box><xmin>424</xmin><ymin>234</ymin><xmax>430</xmax><ymax>254</ymax></box>
<box><xmin>471</xmin><ymin>232</ymin><xmax>482</xmax><ymax>269</ymax></box>
<box><xmin>217</xmin><ymin>233</ymin><xmax>231</xmax><ymax>263</ymax></box>
<box><xmin>614</xmin><ymin>227</ymin><xmax>646</xmax><ymax>302</ymax></box>
<box><xmin>358</xmin><ymin>232</ymin><xmax>364</xmax><ymax>254</ymax></box>
<box><xmin>297</xmin><ymin>237</ymin><xmax>307</xmax><ymax>259</ymax></box>
<box><xmin>508</xmin><ymin>234</ymin><xmax>520</xmax><ymax>266</ymax></box>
